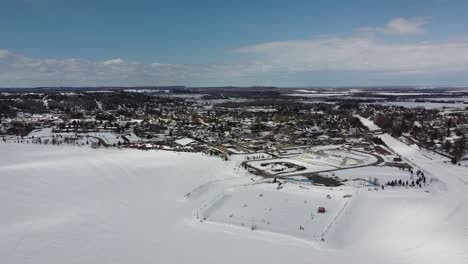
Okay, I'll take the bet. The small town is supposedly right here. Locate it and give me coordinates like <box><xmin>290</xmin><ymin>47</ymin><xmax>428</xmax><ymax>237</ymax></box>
<box><xmin>1</xmin><ymin>87</ymin><xmax>467</xmax><ymax>165</ymax></box>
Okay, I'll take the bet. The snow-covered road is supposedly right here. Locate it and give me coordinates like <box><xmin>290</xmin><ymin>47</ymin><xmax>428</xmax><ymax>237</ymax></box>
<box><xmin>380</xmin><ymin>134</ymin><xmax>468</xmax><ymax>193</ymax></box>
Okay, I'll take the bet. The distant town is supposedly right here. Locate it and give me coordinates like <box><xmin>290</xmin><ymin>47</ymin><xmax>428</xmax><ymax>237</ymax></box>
<box><xmin>1</xmin><ymin>86</ymin><xmax>467</xmax><ymax>165</ymax></box>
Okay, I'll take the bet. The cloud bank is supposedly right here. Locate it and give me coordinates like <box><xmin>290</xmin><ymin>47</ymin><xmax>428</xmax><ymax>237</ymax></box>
<box><xmin>1</xmin><ymin>17</ymin><xmax>468</xmax><ymax>87</ymax></box>
<box><xmin>235</xmin><ymin>36</ymin><xmax>468</xmax><ymax>73</ymax></box>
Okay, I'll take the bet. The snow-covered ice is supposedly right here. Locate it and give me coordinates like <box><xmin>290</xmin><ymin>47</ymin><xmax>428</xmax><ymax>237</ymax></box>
<box><xmin>0</xmin><ymin>143</ymin><xmax>467</xmax><ymax>264</ymax></box>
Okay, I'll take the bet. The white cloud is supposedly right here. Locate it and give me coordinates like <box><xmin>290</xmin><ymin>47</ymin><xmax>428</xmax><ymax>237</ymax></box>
<box><xmin>0</xmin><ymin>50</ymin><xmax>271</xmax><ymax>87</ymax></box>
<box><xmin>0</xmin><ymin>50</ymin><xmax>13</xmax><ymax>59</ymax></box>
<box><xmin>359</xmin><ymin>17</ymin><xmax>430</xmax><ymax>35</ymax></box>
<box><xmin>235</xmin><ymin>36</ymin><xmax>468</xmax><ymax>73</ymax></box>
<box><xmin>102</xmin><ymin>58</ymin><xmax>124</xmax><ymax>65</ymax></box>
<box><xmin>1</xmin><ymin>17</ymin><xmax>468</xmax><ymax>87</ymax></box>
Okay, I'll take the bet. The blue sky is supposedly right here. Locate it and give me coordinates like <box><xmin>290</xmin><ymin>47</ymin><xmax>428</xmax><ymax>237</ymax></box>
<box><xmin>1</xmin><ymin>0</ymin><xmax>468</xmax><ymax>87</ymax></box>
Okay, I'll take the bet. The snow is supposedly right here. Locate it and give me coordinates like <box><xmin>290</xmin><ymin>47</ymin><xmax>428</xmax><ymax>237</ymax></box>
<box><xmin>175</xmin><ymin>137</ymin><xmax>196</xmax><ymax>146</ymax></box>
<box><xmin>323</xmin><ymin>166</ymin><xmax>415</xmax><ymax>185</ymax></box>
<box><xmin>355</xmin><ymin>115</ymin><xmax>381</xmax><ymax>131</ymax></box>
<box><xmin>375</xmin><ymin>133</ymin><xmax>468</xmax><ymax>261</ymax></box>
<box><xmin>0</xmin><ymin>143</ymin><xmax>467</xmax><ymax>264</ymax></box>
<box><xmin>95</xmin><ymin>100</ymin><xmax>103</xmax><ymax>110</ymax></box>
<box><xmin>286</xmin><ymin>93</ymin><xmax>347</xmax><ymax>97</ymax></box>
<box><xmin>294</xmin><ymin>89</ymin><xmax>317</xmax><ymax>93</ymax></box>
<box><xmin>27</xmin><ymin>128</ymin><xmax>143</xmax><ymax>145</ymax></box>
<box><xmin>226</xmin><ymin>147</ymin><xmax>246</xmax><ymax>154</ymax></box>
<box><xmin>247</xmin><ymin>149</ymin><xmax>378</xmax><ymax>176</ymax></box>
<box><xmin>248</xmin><ymin>157</ymin><xmax>336</xmax><ymax>175</ymax></box>
<box><xmin>375</xmin><ymin>92</ymin><xmax>431</xmax><ymax>96</ymax></box>
<box><xmin>378</xmin><ymin>101</ymin><xmax>468</xmax><ymax>110</ymax></box>
<box><xmin>192</xmin><ymin>182</ymin><xmax>353</xmax><ymax>241</ymax></box>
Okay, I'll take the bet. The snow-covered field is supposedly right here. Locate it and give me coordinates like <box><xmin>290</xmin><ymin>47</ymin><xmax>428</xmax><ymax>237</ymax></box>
<box><xmin>188</xmin><ymin>178</ymin><xmax>354</xmax><ymax>242</ymax></box>
<box><xmin>1</xmin><ymin>143</ymin><xmax>467</xmax><ymax>264</ymax></box>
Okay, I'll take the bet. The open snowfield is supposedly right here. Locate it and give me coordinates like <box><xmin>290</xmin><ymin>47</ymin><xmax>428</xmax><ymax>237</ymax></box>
<box><xmin>1</xmin><ymin>143</ymin><xmax>467</xmax><ymax>264</ymax></box>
